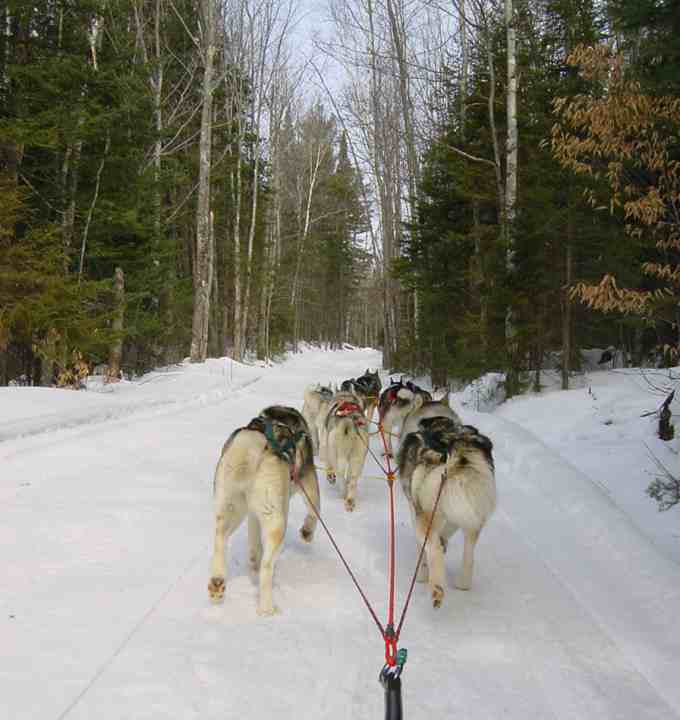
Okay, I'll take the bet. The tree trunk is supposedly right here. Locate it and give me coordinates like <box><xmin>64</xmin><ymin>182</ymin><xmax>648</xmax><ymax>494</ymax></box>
<box><xmin>459</xmin><ymin>0</ymin><xmax>467</xmax><ymax>140</ymax></box>
<box><xmin>63</xmin><ymin>138</ymin><xmax>82</xmax><ymax>266</ymax></box>
<box><xmin>472</xmin><ymin>202</ymin><xmax>488</xmax><ymax>362</ymax></box>
<box><xmin>152</xmin><ymin>0</ymin><xmax>163</xmax><ymax>247</ymax></box>
<box><xmin>504</xmin><ymin>0</ymin><xmax>519</xmax><ymax>394</ymax></box>
<box><xmin>79</xmin><ymin>132</ymin><xmax>110</xmax><ymax>281</ymax></box>
<box><xmin>385</xmin><ymin>0</ymin><xmax>418</xmax><ymax>203</ymax></box>
<box><xmin>232</xmin><ymin>133</ymin><xmax>244</xmax><ymax>360</ymax></box>
<box><xmin>107</xmin><ymin>267</ymin><xmax>125</xmax><ymax>382</ymax></box>
<box><xmin>561</xmin><ymin>239</ymin><xmax>573</xmax><ymax>391</ymax></box>
<box><xmin>39</xmin><ymin>327</ymin><xmax>59</xmax><ymax>386</ymax></box>
<box><xmin>190</xmin><ymin>0</ymin><xmax>216</xmax><ymax>363</ymax></box>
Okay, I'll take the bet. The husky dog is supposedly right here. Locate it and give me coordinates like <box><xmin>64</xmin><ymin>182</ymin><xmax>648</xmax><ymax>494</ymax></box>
<box><xmin>208</xmin><ymin>405</ymin><xmax>320</xmax><ymax>616</ymax></box>
<box><xmin>302</xmin><ymin>383</ymin><xmax>334</xmax><ymax>453</ymax></box>
<box><xmin>399</xmin><ymin>394</ymin><xmax>462</xmax><ymax>449</ymax></box>
<box><xmin>320</xmin><ymin>391</ymin><xmax>369</xmax><ymax>511</ymax></box>
<box><xmin>355</xmin><ymin>369</ymin><xmax>382</xmax><ymax>420</ymax></box>
<box><xmin>398</xmin><ymin>418</ymin><xmax>495</xmax><ymax>607</ymax></box>
<box><xmin>378</xmin><ymin>379</ymin><xmax>433</xmax><ymax>457</ymax></box>
<box><xmin>314</xmin><ymin>387</ymin><xmax>346</xmax><ymax>461</ymax></box>
<box><xmin>340</xmin><ymin>372</ymin><xmax>380</xmax><ymax>419</ymax></box>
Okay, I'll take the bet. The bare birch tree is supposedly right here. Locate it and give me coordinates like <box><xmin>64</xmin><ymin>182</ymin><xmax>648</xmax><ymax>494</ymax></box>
<box><xmin>225</xmin><ymin>0</ymin><xmax>297</xmax><ymax>359</ymax></box>
<box><xmin>504</xmin><ymin>0</ymin><xmax>519</xmax><ymax>386</ymax></box>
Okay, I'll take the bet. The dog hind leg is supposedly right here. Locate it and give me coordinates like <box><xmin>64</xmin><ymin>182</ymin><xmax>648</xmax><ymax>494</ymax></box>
<box><xmin>325</xmin><ymin>431</ymin><xmax>337</xmax><ymax>485</ymax></box>
<box><xmin>344</xmin><ymin>439</ymin><xmax>367</xmax><ymax>512</ymax></box>
<box><xmin>417</xmin><ymin>512</ymin><xmax>446</xmax><ymax>608</ymax></box>
<box><xmin>297</xmin><ymin>466</ymin><xmax>320</xmax><ymax>542</ymax></box>
<box><xmin>248</xmin><ymin>513</ymin><xmax>262</xmax><ymax>571</ymax></box>
<box><xmin>409</xmin><ymin>504</ymin><xmax>429</xmax><ymax>583</ymax></box>
<box><xmin>256</xmin><ymin>517</ymin><xmax>286</xmax><ymax>616</ymax></box>
<box><xmin>208</xmin><ymin>498</ymin><xmax>247</xmax><ymax>603</ymax></box>
<box><xmin>342</xmin><ymin>457</ymin><xmax>355</xmax><ymax>512</ymax></box>
<box><xmin>456</xmin><ymin>528</ymin><xmax>480</xmax><ymax>591</ymax></box>
<box><xmin>303</xmin><ymin>409</ymin><xmax>319</xmax><ymax>454</ymax></box>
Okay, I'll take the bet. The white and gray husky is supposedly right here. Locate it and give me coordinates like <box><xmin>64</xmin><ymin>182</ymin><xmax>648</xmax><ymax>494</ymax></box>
<box><xmin>399</xmin><ymin>393</ymin><xmax>462</xmax><ymax>446</ymax></box>
<box><xmin>341</xmin><ymin>369</ymin><xmax>382</xmax><ymax>421</ymax></box>
<box><xmin>378</xmin><ymin>379</ymin><xmax>439</xmax><ymax>457</ymax></box>
<box><xmin>302</xmin><ymin>383</ymin><xmax>334</xmax><ymax>453</ymax></box>
<box><xmin>320</xmin><ymin>391</ymin><xmax>369</xmax><ymax>512</ymax></box>
<box><xmin>398</xmin><ymin>417</ymin><xmax>496</xmax><ymax>607</ymax></box>
<box><xmin>208</xmin><ymin>406</ymin><xmax>320</xmax><ymax>616</ymax></box>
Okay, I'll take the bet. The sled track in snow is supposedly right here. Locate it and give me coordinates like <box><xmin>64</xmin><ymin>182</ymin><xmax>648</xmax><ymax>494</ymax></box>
<box><xmin>0</xmin><ymin>374</ymin><xmax>264</xmax><ymax>459</ymax></box>
<box><xmin>54</xmin><ymin>545</ymin><xmax>208</xmax><ymax>720</ymax></box>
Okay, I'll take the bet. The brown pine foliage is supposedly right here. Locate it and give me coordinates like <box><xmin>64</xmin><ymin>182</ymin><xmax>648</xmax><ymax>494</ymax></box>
<box><xmin>552</xmin><ymin>44</ymin><xmax>680</xmax><ymax>319</ymax></box>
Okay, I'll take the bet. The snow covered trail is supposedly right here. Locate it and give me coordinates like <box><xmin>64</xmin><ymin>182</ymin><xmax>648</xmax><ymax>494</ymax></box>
<box><xmin>2</xmin><ymin>348</ymin><xmax>680</xmax><ymax>720</ymax></box>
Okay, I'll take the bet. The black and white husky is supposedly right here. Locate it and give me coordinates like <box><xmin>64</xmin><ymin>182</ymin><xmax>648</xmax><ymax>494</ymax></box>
<box><xmin>208</xmin><ymin>406</ymin><xmax>320</xmax><ymax>615</ymax></box>
<box><xmin>398</xmin><ymin>417</ymin><xmax>496</xmax><ymax>607</ymax></box>
<box><xmin>341</xmin><ymin>369</ymin><xmax>382</xmax><ymax>421</ymax></box>
<box><xmin>378</xmin><ymin>379</ymin><xmax>433</xmax><ymax>456</ymax></box>
<box><xmin>399</xmin><ymin>394</ymin><xmax>462</xmax><ymax>447</ymax></box>
<box><xmin>320</xmin><ymin>390</ymin><xmax>369</xmax><ymax>512</ymax></box>
<box><xmin>302</xmin><ymin>384</ymin><xmax>334</xmax><ymax>453</ymax></box>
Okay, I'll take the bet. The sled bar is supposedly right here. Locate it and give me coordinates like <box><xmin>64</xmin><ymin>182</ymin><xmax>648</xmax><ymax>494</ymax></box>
<box><xmin>381</xmin><ymin>669</ymin><xmax>403</xmax><ymax>720</ymax></box>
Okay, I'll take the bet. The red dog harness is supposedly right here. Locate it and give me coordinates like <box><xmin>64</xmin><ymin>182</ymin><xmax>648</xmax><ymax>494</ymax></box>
<box><xmin>336</xmin><ymin>401</ymin><xmax>366</xmax><ymax>426</ymax></box>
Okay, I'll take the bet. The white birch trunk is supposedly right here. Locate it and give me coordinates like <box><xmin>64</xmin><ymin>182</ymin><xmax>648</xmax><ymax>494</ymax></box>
<box><xmin>504</xmin><ymin>0</ymin><xmax>519</xmax><ymax>382</ymax></box>
<box><xmin>78</xmin><ymin>132</ymin><xmax>110</xmax><ymax>282</ymax></box>
<box><xmin>153</xmin><ymin>0</ymin><xmax>163</xmax><ymax>245</ymax></box>
<box><xmin>190</xmin><ymin>0</ymin><xmax>216</xmax><ymax>363</ymax></box>
<box><xmin>231</xmin><ymin>119</ymin><xmax>244</xmax><ymax>360</ymax></box>
<box><xmin>505</xmin><ymin>0</ymin><xmax>518</xmax><ymax>245</ymax></box>
<box><xmin>459</xmin><ymin>0</ymin><xmax>467</xmax><ymax>139</ymax></box>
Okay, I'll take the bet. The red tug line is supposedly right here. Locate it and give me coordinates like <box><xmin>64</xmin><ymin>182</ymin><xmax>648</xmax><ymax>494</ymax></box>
<box><xmin>290</xmin><ymin>412</ymin><xmax>448</xmax><ymax>718</ymax></box>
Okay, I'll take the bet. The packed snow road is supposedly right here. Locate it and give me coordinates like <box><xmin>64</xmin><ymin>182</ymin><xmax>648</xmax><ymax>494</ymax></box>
<box><xmin>2</xmin><ymin>348</ymin><xmax>679</xmax><ymax>720</ymax></box>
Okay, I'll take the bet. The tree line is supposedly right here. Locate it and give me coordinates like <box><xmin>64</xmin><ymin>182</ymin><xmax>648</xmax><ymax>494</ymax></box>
<box><xmin>0</xmin><ymin>0</ymin><xmax>372</xmax><ymax>385</ymax></box>
<box><xmin>317</xmin><ymin>0</ymin><xmax>679</xmax><ymax>391</ymax></box>
<box><xmin>1</xmin><ymin>0</ymin><xmax>679</xmax><ymax>390</ymax></box>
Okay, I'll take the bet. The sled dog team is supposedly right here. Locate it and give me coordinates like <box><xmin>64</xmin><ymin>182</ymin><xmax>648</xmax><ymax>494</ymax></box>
<box><xmin>208</xmin><ymin>370</ymin><xmax>496</xmax><ymax>616</ymax></box>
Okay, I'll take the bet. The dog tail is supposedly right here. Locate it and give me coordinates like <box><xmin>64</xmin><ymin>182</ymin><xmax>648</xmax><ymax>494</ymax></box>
<box><xmin>335</xmin><ymin>416</ymin><xmax>355</xmax><ymax>450</ymax></box>
<box><xmin>303</xmin><ymin>383</ymin><xmax>319</xmax><ymax>405</ymax></box>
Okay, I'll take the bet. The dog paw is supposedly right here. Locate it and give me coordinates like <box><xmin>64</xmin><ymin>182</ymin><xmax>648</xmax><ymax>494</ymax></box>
<box><xmin>249</xmin><ymin>554</ymin><xmax>261</xmax><ymax>571</ymax></box>
<box><xmin>431</xmin><ymin>585</ymin><xmax>444</xmax><ymax>608</ymax></box>
<box><xmin>208</xmin><ymin>577</ymin><xmax>225</xmax><ymax>603</ymax></box>
<box><xmin>300</xmin><ymin>526</ymin><xmax>314</xmax><ymax>543</ymax></box>
<box><xmin>257</xmin><ymin>604</ymin><xmax>281</xmax><ymax>617</ymax></box>
<box><xmin>344</xmin><ymin>497</ymin><xmax>356</xmax><ymax>512</ymax></box>
<box><xmin>455</xmin><ymin>578</ymin><xmax>471</xmax><ymax>591</ymax></box>
<box><xmin>326</xmin><ymin>471</ymin><xmax>336</xmax><ymax>485</ymax></box>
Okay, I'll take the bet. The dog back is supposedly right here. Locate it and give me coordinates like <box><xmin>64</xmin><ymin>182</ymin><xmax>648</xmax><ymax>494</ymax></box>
<box><xmin>258</xmin><ymin>405</ymin><xmax>315</xmax><ymax>476</ymax></box>
<box><xmin>325</xmin><ymin>392</ymin><xmax>365</xmax><ymax>430</ymax></box>
<box><xmin>400</xmin><ymin>400</ymin><xmax>461</xmax><ymax>447</ymax></box>
<box><xmin>398</xmin><ymin>419</ymin><xmax>494</xmax><ymax>502</ymax></box>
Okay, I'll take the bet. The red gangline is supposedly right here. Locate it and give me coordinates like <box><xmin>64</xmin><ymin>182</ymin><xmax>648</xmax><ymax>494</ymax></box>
<box><xmin>377</xmin><ymin>422</ymin><xmax>398</xmax><ymax>666</ymax></box>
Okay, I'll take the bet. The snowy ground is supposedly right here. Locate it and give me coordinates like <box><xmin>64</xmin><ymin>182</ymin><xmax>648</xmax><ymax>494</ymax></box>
<box><xmin>491</xmin><ymin>367</ymin><xmax>680</xmax><ymax>565</ymax></box>
<box><xmin>2</xmin><ymin>348</ymin><xmax>680</xmax><ymax>720</ymax></box>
